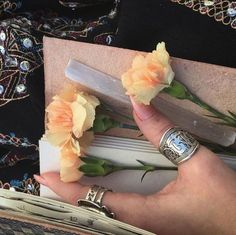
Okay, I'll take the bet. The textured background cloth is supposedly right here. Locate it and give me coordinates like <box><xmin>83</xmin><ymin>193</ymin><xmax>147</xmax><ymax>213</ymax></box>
<box><xmin>0</xmin><ymin>0</ymin><xmax>117</xmax><ymax>194</ymax></box>
<box><xmin>113</xmin><ymin>0</ymin><xmax>236</xmax><ymax>68</ymax></box>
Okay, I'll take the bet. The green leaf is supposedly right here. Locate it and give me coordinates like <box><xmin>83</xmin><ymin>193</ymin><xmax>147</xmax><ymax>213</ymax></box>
<box><xmin>141</xmin><ymin>170</ymin><xmax>152</xmax><ymax>182</ymax></box>
<box><xmin>136</xmin><ymin>160</ymin><xmax>146</xmax><ymax>166</ymax></box>
<box><xmin>204</xmin><ymin>114</ymin><xmax>223</xmax><ymax>119</ymax></box>
<box><xmin>228</xmin><ymin>111</ymin><xmax>236</xmax><ymax>120</ymax></box>
<box><xmin>163</xmin><ymin>80</ymin><xmax>189</xmax><ymax>99</ymax></box>
<box><xmin>93</xmin><ymin>114</ymin><xmax>120</xmax><ymax>132</ymax></box>
<box><xmin>215</xmin><ymin>122</ymin><xmax>236</xmax><ymax>127</ymax></box>
<box><xmin>205</xmin><ymin>114</ymin><xmax>236</xmax><ymax>125</ymax></box>
<box><xmin>79</xmin><ymin>156</ymin><xmax>118</xmax><ymax>176</ymax></box>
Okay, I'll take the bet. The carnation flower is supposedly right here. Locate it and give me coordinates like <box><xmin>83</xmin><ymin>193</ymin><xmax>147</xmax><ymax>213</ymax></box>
<box><xmin>46</xmin><ymin>86</ymin><xmax>99</xmax><ymax>147</ymax></box>
<box><xmin>121</xmin><ymin>42</ymin><xmax>175</xmax><ymax>105</ymax></box>
<box><xmin>46</xmin><ymin>86</ymin><xmax>99</xmax><ymax>182</ymax></box>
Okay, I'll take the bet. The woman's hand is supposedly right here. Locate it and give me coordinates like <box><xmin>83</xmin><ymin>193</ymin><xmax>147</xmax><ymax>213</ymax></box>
<box><xmin>35</xmin><ymin>100</ymin><xmax>236</xmax><ymax>235</ymax></box>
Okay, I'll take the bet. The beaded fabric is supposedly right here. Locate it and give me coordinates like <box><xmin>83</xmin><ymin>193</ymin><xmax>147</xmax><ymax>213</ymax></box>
<box><xmin>0</xmin><ymin>17</ymin><xmax>43</xmax><ymax>107</ymax></box>
<box><xmin>114</xmin><ymin>0</ymin><xmax>235</xmax><ymax>67</ymax></box>
<box><xmin>170</xmin><ymin>0</ymin><xmax>236</xmax><ymax>29</ymax></box>
<box><xmin>0</xmin><ymin>0</ymin><xmax>119</xmax><ymax>196</ymax></box>
<box><xmin>0</xmin><ymin>175</ymin><xmax>40</xmax><ymax>195</ymax></box>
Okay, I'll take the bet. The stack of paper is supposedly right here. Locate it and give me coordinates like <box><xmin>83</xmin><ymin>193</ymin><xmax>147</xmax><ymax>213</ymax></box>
<box><xmin>40</xmin><ymin>135</ymin><xmax>236</xmax><ymax>200</ymax></box>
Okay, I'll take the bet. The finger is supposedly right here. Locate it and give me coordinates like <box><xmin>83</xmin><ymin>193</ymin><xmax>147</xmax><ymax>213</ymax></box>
<box><xmin>131</xmin><ymin>98</ymin><xmax>173</xmax><ymax>149</ymax></box>
<box><xmin>34</xmin><ymin>172</ymin><xmax>90</xmax><ymax>205</ymax></box>
<box><xmin>130</xmin><ymin>98</ymin><xmax>229</xmax><ymax>176</ymax></box>
<box><xmin>34</xmin><ymin>172</ymin><xmax>150</xmax><ymax>229</ymax></box>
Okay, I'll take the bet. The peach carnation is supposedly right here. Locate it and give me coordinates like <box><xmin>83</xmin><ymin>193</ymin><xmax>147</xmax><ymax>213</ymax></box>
<box><xmin>45</xmin><ymin>86</ymin><xmax>99</xmax><ymax>182</ymax></box>
<box><xmin>121</xmin><ymin>42</ymin><xmax>174</xmax><ymax>105</ymax></box>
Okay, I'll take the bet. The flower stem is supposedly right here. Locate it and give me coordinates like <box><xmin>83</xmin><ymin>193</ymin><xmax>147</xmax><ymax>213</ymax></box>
<box><xmin>80</xmin><ymin>156</ymin><xmax>176</xmax><ymax>179</ymax></box>
<box><xmin>164</xmin><ymin>80</ymin><xmax>236</xmax><ymax>127</ymax></box>
<box><xmin>187</xmin><ymin>93</ymin><xmax>236</xmax><ymax>127</ymax></box>
<box><xmin>111</xmin><ymin>165</ymin><xmax>176</xmax><ymax>182</ymax></box>
<box><xmin>112</xmin><ymin>165</ymin><xmax>176</xmax><ymax>172</ymax></box>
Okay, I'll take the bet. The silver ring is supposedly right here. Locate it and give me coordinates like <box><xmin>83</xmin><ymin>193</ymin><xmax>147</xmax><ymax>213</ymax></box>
<box><xmin>159</xmin><ymin>127</ymin><xmax>199</xmax><ymax>165</ymax></box>
<box><xmin>78</xmin><ymin>185</ymin><xmax>115</xmax><ymax>218</ymax></box>
<box><xmin>85</xmin><ymin>185</ymin><xmax>111</xmax><ymax>206</ymax></box>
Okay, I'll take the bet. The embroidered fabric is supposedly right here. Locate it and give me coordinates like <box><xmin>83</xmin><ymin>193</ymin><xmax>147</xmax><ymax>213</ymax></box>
<box><xmin>0</xmin><ymin>2</ymin><xmax>119</xmax><ymax>108</ymax></box>
<box><xmin>0</xmin><ymin>133</ymin><xmax>38</xmax><ymax>149</ymax></box>
<box><xmin>0</xmin><ymin>0</ymin><xmax>22</xmax><ymax>14</ymax></box>
<box><xmin>170</xmin><ymin>0</ymin><xmax>236</xmax><ymax>29</ymax></box>
<box><xmin>0</xmin><ymin>0</ymin><xmax>119</xmax><ymax>196</ymax></box>
<box><xmin>0</xmin><ymin>174</ymin><xmax>40</xmax><ymax>195</ymax></box>
<box><xmin>0</xmin><ymin>17</ymin><xmax>43</xmax><ymax>107</ymax></box>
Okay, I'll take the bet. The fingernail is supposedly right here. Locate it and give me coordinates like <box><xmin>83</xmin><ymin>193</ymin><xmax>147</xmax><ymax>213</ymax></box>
<box><xmin>130</xmin><ymin>97</ymin><xmax>156</xmax><ymax>121</ymax></box>
<box><xmin>34</xmin><ymin>174</ymin><xmax>48</xmax><ymax>186</ymax></box>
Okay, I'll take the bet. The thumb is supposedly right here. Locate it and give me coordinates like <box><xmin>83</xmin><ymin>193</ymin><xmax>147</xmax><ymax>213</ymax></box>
<box><xmin>131</xmin><ymin>98</ymin><xmax>229</xmax><ymax>177</ymax></box>
<box><xmin>131</xmin><ymin>98</ymin><xmax>173</xmax><ymax>149</ymax></box>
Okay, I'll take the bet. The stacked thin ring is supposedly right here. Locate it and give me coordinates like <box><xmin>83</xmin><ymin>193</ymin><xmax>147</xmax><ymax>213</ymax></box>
<box><xmin>78</xmin><ymin>185</ymin><xmax>115</xmax><ymax>218</ymax></box>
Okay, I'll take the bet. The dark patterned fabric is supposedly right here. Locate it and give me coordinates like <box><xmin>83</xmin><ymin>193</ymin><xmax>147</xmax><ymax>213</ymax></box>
<box><xmin>0</xmin><ymin>0</ymin><xmax>119</xmax><ymax>195</ymax></box>
<box><xmin>114</xmin><ymin>0</ymin><xmax>236</xmax><ymax>68</ymax></box>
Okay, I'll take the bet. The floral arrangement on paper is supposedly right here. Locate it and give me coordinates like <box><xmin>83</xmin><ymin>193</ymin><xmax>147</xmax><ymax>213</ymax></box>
<box><xmin>46</xmin><ymin>42</ymin><xmax>236</xmax><ymax>183</ymax></box>
<box><xmin>46</xmin><ymin>86</ymin><xmax>175</xmax><ymax>183</ymax></box>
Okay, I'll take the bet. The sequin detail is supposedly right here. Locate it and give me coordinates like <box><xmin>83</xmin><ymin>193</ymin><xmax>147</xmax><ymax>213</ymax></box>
<box><xmin>20</xmin><ymin>61</ymin><xmax>30</xmax><ymax>72</ymax></box>
<box><xmin>0</xmin><ymin>1</ymin><xmax>119</xmax><ymax>107</ymax></box>
<box><xmin>171</xmin><ymin>0</ymin><xmax>236</xmax><ymax>29</ymax></box>
<box><xmin>22</xmin><ymin>38</ymin><xmax>33</xmax><ymax>48</ymax></box>
<box><xmin>0</xmin><ymin>85</ymin><xmax>4</xmax><ymax>94</ymax></box>
<box><xmin>0</xmin><ymin>174</ymin><xmax>40</xmax><ymax>195</ymax></box>
<box><xmin>0</xmin><ymin>18</ymin><xmax>43</xmax><ymax>107</ymax></box>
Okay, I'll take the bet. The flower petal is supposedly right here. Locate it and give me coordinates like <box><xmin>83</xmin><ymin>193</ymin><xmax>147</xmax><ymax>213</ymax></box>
<box><xmin>46</xmin><ymin>131</ymin><xmax>71</xmax><ymax>147</ymax></box>
<box><xmin>60</xmin><ymin>157</ymin><xmax>83</xmax><ymax>183</ymax></box>
<box><xmin>45</xmin><ymin>88</ymin><xmax>100</xmax><ymax>183</ymax></box>
<box><xmin>71</xmin><ymin>102</ymin><xmax>86</xmax><ymax>138</ymax></box>
<box><xmin>121</xmin><ymin>42</ymin><xmax>175</xmax><ymax>105</ymax></box>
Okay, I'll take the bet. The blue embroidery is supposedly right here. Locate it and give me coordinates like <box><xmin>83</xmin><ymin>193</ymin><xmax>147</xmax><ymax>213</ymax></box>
<box><xmin>0</xmin><ymin>133</ymin><xmax>38</xmax><ymax>150</ymax></box>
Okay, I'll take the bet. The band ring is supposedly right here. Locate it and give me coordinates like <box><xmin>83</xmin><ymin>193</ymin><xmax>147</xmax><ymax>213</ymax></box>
<box><xmin>85</xmin><ymin>185</ymin><xmax>111</xmax><ymax>206</ymax></box>
<box><xmin>78</xmin><ymin>185</ymin><xmax>115</xmax><ymax>218</ymax></box>
<box><xmin>159</xmin><ymin>127</ymin><xmax>199</xmax><ymax>165</ymax></box>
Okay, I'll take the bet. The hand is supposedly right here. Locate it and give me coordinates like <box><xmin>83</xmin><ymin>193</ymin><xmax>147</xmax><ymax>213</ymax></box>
<box><xmin>35</xmin><ymin>99</ymin><xmax>236</xmax><ymax>235</ymax></box>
